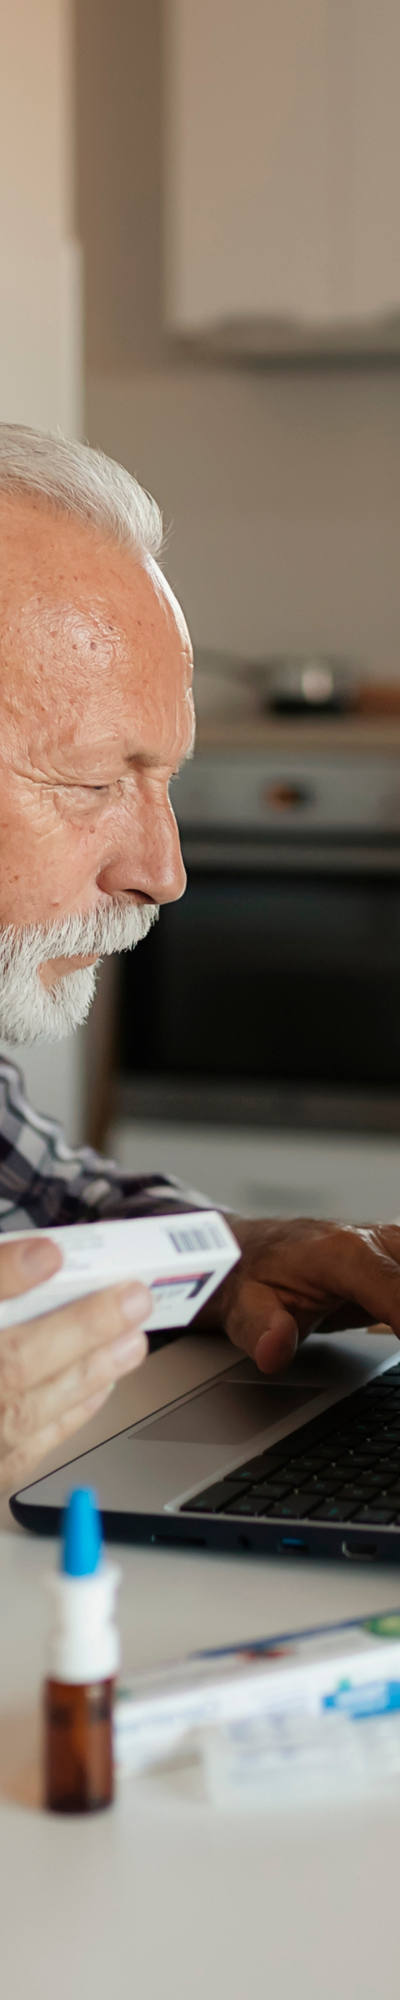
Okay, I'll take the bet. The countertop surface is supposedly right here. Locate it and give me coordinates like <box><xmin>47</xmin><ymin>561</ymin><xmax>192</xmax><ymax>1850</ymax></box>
<box><xmin>196</xmin><ymin>710</ymin><xmax>400</xmax><ymax>754</ymax></box>
<box><xmin>1</xmin><ymin>1326</ymin><xmax>400</xmax><ymax>2000</ymax></box>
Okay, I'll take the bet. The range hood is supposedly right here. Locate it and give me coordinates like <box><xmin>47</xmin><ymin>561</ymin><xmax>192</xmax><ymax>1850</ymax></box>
<box><xmin>172</xmin><ymin>309</ymin><xmax>400</xmax><ymax>367</ymax></box>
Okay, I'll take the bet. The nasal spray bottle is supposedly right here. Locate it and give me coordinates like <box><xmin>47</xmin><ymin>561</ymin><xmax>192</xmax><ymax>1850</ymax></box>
<box><xmin>43</xmin><ymin>1488</ymin><xmax>120</xmax><ymax>1814</ymax></box>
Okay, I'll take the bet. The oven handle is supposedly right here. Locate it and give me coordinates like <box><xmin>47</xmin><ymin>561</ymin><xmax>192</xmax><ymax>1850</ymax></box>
<box><xmin>181</xmin><ymin>837</ymin><xmax>400</xmax><ymax>875</ymax></box>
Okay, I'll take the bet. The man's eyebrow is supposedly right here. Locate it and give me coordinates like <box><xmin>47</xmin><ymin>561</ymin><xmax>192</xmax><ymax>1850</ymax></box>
<box><xmin>51</xmin><ymin>737</ymin><xmax>196</xmax><ymax>775</ymax></box>
<box><xmin>125</xmin><ymin>740</ymin><xmax>195</xmax><ymax>772</ymax></box>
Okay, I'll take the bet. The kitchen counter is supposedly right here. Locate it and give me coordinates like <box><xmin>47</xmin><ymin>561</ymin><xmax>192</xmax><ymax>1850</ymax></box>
<box><xmin>196</xmin><ymin>712</ymin><xmax>400</xmax><ymax>755</ymax></box>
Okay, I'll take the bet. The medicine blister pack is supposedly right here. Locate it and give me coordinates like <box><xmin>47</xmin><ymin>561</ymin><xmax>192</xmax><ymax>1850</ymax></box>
<box><xmin>0</xmin><ymin>1211</ymin><xmax>240</xmax><ymax>1332</ymax></box>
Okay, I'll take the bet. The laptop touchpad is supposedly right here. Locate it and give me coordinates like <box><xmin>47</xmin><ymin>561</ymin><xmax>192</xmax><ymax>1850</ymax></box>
<box><xmin>136</xmin><ymin>1380</ymin><xmax>319</xmax><ymax>1449</ymax></box>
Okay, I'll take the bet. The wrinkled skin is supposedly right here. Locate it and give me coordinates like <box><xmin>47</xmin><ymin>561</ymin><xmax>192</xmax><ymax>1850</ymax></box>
<box><xmin>198</xmin><ymin>1215</ymin><xmax>400</xmax><ymax>1371</ymax></box>
<box><xmin>0</xmin><ymin>492</ymin><xmax>193</xmax><ymax>952</ymax></box>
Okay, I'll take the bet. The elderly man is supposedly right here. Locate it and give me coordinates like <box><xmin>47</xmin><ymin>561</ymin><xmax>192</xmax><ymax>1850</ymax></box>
<box><xmin>0</xmin><ymin>421</ymin><xmax>399</xmax><ymax>1496</ymax></box>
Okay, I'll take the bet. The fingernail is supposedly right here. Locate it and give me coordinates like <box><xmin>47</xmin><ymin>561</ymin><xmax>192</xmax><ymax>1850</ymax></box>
<box><xmin>20</xmin><ymin>1236</ymin><xmax>61</xmax><ymax>1273</ymax></box>
<box><xmin>254</xmin><ymin>1334</ymin><xmax>272</xmax><ymax>1371</ymax></box>
<box><xmin>120</xmin><ymin>1284</ymin><xmax>152</xmax><ymax>1322</ymax></box>
<box><xmin>255</xmin><ymin>1325</ymin><xmax>298</xmax><ymax>1371</ymax></box>
<box><xmin>112</xmin><ymin>1329</ymin><xmax>149</xmax><ymax>1367</ymax></box>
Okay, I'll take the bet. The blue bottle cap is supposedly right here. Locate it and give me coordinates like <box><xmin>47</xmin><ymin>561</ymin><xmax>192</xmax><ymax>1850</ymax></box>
<box><xmin>61</xmin><ymin>1487</ymin><xmax>102</xmax><ymax>1576</ymax></box>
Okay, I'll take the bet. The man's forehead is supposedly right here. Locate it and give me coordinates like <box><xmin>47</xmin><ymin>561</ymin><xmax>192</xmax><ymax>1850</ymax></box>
<box><xmin>5</xmin><ymin>565</ymin><xmax>191</xmax><ymax>698</ymax></box>
<box><xmin>0</xmin><ymin>497</ymin><xmax>194</xmax><ymax>761</ymax></box>
<box><xmin>0</xmin><ymin>495</ymin><xmax>193</xmax><ymax>675</ymax></box>
<box><xmin>14</xmin><ymin>578</ymin><xmax>191</xmax><ymax>678</ymax></box>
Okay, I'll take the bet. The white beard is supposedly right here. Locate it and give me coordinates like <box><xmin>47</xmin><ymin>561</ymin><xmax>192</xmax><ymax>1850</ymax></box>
<box><xmin>0</xmin><ymin>897</ymin><xmax>159</xmax><ymax>1044</ymax></box>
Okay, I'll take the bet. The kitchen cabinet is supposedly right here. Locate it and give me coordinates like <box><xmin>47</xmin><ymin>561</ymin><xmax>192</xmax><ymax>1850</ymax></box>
<box><xmin>163</xmin><ymin>0</ymin><xmax>400</xmax><ymax>354</ymax></box>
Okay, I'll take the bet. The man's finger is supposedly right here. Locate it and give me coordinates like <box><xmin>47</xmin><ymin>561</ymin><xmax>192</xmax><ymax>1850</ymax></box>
<box><xmin>325</xmin><ymin>1229</ymin><xmax>400</xmax><ymax>1335</ymax></box>
<box><xmin>0</xmin><ymin>1234</ymin><xmax>62</xmax><ymax>1300</ymax></box>
<box><xmin>0</xmin><ymin>1278</ymin><xmax>151</xmax><ymax>1403</ymax></box>
<box><xmin>254</xmin><ymin>1309</ymin><xmax>299</xmax><ymax>1373</ymax></box>
<box><xmin>2</xmin><ymin>1325</ymin><xmax>148</xmax><ymax>1449</ymax></box>
<box><xmin>224</xmin><ymin>1278</ymin><xmax>298</xmax><ymax>1373</ymax></box>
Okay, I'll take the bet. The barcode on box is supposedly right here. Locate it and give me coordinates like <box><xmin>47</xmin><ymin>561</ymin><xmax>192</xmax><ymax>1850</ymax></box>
<box><xmin>167</xmin><ymin>1223</ymin><xmax>225</xmax><ymax>1256</ymax></box>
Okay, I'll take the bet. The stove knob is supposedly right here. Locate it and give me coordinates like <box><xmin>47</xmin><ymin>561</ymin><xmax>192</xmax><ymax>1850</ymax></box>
<box><xmin>261</xmin><ymin>781</ymin><xmax>313</xmax><ymax>811</ymax></box>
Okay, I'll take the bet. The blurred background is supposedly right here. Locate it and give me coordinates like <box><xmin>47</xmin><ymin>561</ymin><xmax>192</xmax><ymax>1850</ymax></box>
<box><xmin>4</xmin><ymin>0</ymin><xmax>400</xmax><ymax>1224</ymax></box>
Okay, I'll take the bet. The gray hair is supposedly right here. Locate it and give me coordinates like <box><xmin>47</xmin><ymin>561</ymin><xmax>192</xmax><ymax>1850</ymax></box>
<box><xmin>0</xmin><ymin>422</ymin><xmax>164</xmax><ymax>561</ymax></box>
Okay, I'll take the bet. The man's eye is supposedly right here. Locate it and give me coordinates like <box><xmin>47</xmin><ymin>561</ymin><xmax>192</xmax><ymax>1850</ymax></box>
<box><xmin>78</xmin><ymin>784</ymin><xmax>112</xmax><ymax>795</ymax></box>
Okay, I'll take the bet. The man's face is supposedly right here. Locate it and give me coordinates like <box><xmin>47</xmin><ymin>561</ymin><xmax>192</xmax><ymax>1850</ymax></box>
<box><xmin>0</xmin><ymin>492</ymin><xmax>194</xmax><ymax>1042</ymax></box>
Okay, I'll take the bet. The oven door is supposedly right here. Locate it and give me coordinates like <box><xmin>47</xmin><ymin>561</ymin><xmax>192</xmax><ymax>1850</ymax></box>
<box><xmin>118</xmin><ymin>837</ymin><xmax>400</xmax><ymax>1099</ymax></box>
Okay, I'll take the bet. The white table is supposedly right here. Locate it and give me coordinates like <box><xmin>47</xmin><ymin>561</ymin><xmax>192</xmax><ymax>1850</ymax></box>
<box><xmin>1</xmin><ymin>1328</ymin><xmax>400</xmax><ymax>2000</ymax></box>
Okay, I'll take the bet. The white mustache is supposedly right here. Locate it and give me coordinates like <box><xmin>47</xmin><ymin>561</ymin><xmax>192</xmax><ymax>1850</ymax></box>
<box><xmin>0</xmin><ymin>896</ymin><xmax>159</xmax><ymax>970</ymax></box>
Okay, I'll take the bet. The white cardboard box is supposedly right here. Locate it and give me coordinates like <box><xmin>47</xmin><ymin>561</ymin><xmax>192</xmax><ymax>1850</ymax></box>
<box><xmin>0</xmin><ymin>1211</ymin><xmax>240</xmax><ymax>1333</ymax></box>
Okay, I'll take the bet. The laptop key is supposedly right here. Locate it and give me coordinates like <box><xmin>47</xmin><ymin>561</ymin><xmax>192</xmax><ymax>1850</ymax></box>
<box><xmin>224</xmin><ymin>1493</ymin><xmax>269</xmax><ymax>1517</ymax></box>
<box><xmin>349</xmin><ymin>1505</ymin><xmax>395</xmax><ymax>1526</ymax></box>
<box><xmin>269</xmin><ymin>1492</ymin><xmax>318</xmax><ymax>1519</ymax></box>
<box><xmin>182</xmin><ymin>1479</ymin><xmax>248</xmax><ymax>1513</ymax></box>
<box><xmin>363</xmin><ymin>1469</ymin><xmax>397</xmax><ymax>1487</ymax></box>
<box><xmin>249</xmin><ymin>1481</ymin><xmax>292</xmax><ymax>1503</ymax></box>
<box><xmin>363</xmin><ymin>1443</ymin><xmax>395</xmax><ymax>1460</ymax></box>
<box><xmin>338</xmin><ymin>1485</ymin><xmax>368</xmax><ymax>1503</ymax></box>
<box><xmin>335</xmin><ymin>1453</ymin><xmax>373</xmax><ymax>1468</ymax></box>
<box><xmin>284</xmin><ymin>1457</ymin><xmax>323</xmax><ymax>1477</ymax></box>
<box><xmin>233</xmin><ymin>1465</ymin><xmax>265</xmax><ymax>1481</ymax></box>
<box><xmin>238</xmin><ymin>1452</ymin><xmax>280</xmax><ymax>1478</ymax></box>
<box><xmin>303</xmin><ymin>1474</ymin><xmax>343</xmax><ymax>1496</ymax></box>
<box><xmin>224</xmin><ymin>1486</ymin><xmax>296</xmax><ymax>1518</ymax></box>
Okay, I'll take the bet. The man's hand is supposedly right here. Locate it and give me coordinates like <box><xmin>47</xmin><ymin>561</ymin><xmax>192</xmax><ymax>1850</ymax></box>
<box><xmin>198</xmin><ymin>1216</ymin><xmax>400</xmax><ymax>1372</ymax></box>
<box><xmin>0</xmin><ymin>1235</ymin><xmax>151</xmax><ymax>1493</ymax></box>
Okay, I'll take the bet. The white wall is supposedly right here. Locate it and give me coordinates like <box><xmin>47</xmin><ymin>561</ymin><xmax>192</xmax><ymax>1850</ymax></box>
<box><xmin>78</xmin><ymin>0</ymin><xmax>400</xmax><ymax>683</ymax></box>
<box><xmin>0</xmin><ymin>0</ymin><xmax>86</xmax><ymax>1142</ymax></box>
<box><xmin>0</xmin><ymin>0</ymin><xmax>82</xmax><ymax>434</ymax></box>
<box><xmin>87</xmin><ymin>365</ymin><xmax>400</xmax><ymax>679</ymax></box>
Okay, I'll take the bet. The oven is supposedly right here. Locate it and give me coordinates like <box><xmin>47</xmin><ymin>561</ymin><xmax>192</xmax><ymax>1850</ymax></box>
<box><xmin>109</xmin><ymin>752</ymin><xmax>400</xmax><ymax>1219</ymax></box>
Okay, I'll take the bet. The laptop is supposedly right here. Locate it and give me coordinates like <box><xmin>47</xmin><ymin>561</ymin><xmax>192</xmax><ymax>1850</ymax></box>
<box><xmin>11</xmin><ymin>1321</ymin><xmax>400</xmax><ymax>1563</ymax></box>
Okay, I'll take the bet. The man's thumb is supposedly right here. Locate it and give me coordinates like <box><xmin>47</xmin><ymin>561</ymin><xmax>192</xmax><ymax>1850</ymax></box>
<box><xmin>225</xmin><ymin>1277</ymin><xmax>298</xmax><ymax>1374</ymax></box>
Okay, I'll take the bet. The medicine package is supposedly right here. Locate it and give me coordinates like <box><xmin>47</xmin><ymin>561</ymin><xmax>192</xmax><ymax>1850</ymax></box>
<box><xmin>0</xmin><ymin>1210</ymin><xmax>240</xmax><ymax>1332</ymax></box>
<box><xmin>114</xmin><ymin>1609</ymin><xmax>400</xmax><ymax>1804</ymax></box>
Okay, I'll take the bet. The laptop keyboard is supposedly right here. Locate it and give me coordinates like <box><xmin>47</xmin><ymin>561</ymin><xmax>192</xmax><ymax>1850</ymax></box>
<box><xmin>180</xmin><ymin>1362</ymin><xmax>400</xmax><ymax>1527</ymax></box>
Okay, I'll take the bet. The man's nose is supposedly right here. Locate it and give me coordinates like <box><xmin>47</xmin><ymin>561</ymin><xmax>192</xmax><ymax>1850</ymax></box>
<box><xmin>96</xmin><ymin>795</ymin><xmax>187</xmax><ymax>906</ymax></box>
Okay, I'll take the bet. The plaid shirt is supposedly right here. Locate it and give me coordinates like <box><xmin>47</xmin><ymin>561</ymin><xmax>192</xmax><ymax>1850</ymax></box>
<box><xmin>0</xmin><ymin>1058</ymin><xmax>209</xmax><ymax>1232</ymax></box>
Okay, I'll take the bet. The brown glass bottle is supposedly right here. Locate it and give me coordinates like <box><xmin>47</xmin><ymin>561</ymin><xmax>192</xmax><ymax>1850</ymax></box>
<box><xmin>44</xmin><ymin>1675</ymin><xmax>115</xmax><ymax>1814</ymax></box>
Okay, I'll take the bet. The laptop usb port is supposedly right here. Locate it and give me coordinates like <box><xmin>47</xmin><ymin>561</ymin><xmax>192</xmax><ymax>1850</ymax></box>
<box><xmin>280</xmin><ymin>1535</ymin><xmax>309</xmax><ymax>1554</ymax></box>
